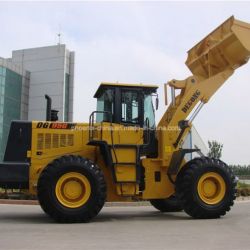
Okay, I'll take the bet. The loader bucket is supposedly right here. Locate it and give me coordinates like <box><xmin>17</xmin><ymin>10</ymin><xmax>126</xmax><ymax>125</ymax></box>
<box><xmin>186</xmin><ymin>16</ymin><xmax>250</xmax><ymax>79</ymax></box>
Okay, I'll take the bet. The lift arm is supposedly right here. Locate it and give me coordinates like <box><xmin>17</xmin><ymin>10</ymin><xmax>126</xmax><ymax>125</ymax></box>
<box><xmin>157</xmin><ymin>16</ymin><xmax>250</xmax><ymax>163</ymax></box>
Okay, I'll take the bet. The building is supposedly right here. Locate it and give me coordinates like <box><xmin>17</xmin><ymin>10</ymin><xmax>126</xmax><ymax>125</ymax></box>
<box><xmin>11</xmin><ymin>44</ymin><xmax>74</xmax><ymax>121</ymax></box>
<box><xmin>0</xmin><ymin>44</ymin><xmax>75</xmax><ymax>161</ymax></box>
<box><xmin>0</xmin><ymin>57</ymin><xmax>30</xmax><ymax>160</ymax></box>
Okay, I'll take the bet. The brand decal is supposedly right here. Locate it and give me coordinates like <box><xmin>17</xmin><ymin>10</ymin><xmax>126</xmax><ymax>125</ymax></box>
<box><xmin>181</xmin><ymin>90</ymin><xmax>201</xmax><ymax>113</ymax></box>
<box><xmin>36</xmin><ymin>122</ymin><xmax>76</xmax><ymax>129</ymax></box>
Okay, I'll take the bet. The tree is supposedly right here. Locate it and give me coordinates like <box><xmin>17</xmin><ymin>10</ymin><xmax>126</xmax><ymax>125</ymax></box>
<box><xmin>207</xmin><ymin>140</ymin><xmax>223</xmax><ymax>159</ymax></box>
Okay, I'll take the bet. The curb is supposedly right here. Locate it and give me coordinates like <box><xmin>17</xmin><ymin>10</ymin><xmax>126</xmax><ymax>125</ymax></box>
<box><xmin>0</xmin><ymin>199</ymin><xmax>151</xmax><ymax>206</ymax></box>
<box><xmin>0</xmin><ymin>199</ymin><xmax>38</xmax><ymax>205</ymax></box>
<box><xmin>0</xmin><ymin>198</ymin><xmax>249</xmax><ymax>206</ymax></box>
<box><xmin>236</xmin><ymin>196</ymin><xmax>250</xmax><ymax>202</ymax></box>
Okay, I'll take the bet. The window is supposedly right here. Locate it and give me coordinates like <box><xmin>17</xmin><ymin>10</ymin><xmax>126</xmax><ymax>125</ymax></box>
<box><xmin>144</xmin><ymin>95</ymin><xmax>155</xmax><ymax>128</ymax></box>
<box><xmin>121</xmin><ymin>91</ymin><xmax>139</xmax><ymax>125</ymax></box>
<box><xmin>0</xmin><ymin>68</ymin><xmax>22</xmax><ymax>161</ymax></box>
<box><xmin>0</xmin><ymin>67</ymin><xmax>6</xmax><ymax>76</ymax></box>
<box><xmin>96</xmin><ymin>89</ymin><xmax>114</xmax><ymax>122</ymax></box>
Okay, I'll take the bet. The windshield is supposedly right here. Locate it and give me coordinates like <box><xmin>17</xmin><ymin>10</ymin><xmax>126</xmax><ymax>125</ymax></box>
<box><xmin>96</xmin><ymin>89</ymin><xmax>114</xmax><ymax>122</ymax></box>
<box><xmin>144</xmin><ymin>95</ymin><xmax>155</xmax><ymax>128</ymax></box>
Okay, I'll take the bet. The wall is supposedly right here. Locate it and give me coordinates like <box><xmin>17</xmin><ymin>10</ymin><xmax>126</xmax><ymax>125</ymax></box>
<box><xmin>0</xmin><ymin>66</ymin><xmax>23</xmax><ymax>160</ymax></box>
<box><xmin>12</xmin><ymin>44</ymin><xmax>74</xmax><ymax>121</ymax></box>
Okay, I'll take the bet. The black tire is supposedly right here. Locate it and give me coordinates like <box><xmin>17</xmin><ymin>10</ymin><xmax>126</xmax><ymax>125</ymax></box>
<box><xmin>37</xmin><ymin>155</ymin><xmax>106</xmax><ymax>223</ymax></box>
<box><xmin>150</xmin><ymin>195</ymin><xmax>183</xmax><ymax>212</ymax></box>
<box><xmin>176</xmin><ymin>157</ymin><xmax>237</xmax><ymax>219</ymax></box>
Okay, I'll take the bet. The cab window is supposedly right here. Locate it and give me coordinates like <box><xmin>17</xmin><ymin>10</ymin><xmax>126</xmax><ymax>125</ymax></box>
<box><xmin>121</xmin><ymin>91</ymin><xmax>139</xmax><ymax>125</ymax></box>
<box><xmin>96</xmin><ymin>89</ymin><xmax>114</xmax><ymax>122</ymax></box>
<box><xmin>144</xmin><ymin>94</ymin><xmax>155</xmax><ymax>128</ymax></box>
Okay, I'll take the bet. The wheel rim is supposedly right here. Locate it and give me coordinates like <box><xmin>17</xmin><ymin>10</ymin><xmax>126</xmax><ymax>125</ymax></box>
<box><xmin>55</xmin><ymin>172</ymin><xmax>91</xmax><ymax>208</ymax></box>
<box><xmin>197</xmin><ymin>172</ymin><xmax>226</xmax><ymax>205</ymax></box>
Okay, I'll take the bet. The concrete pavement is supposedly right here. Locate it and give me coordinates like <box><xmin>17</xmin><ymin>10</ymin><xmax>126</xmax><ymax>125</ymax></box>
<box><xmin>0</xmin><ymin>201</ymin><xmax>249</xmax><ymax>250</ymax></box>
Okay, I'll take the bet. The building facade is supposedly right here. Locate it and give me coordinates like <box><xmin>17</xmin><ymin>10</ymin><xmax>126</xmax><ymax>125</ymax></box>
<box><xmin>0</xmin><ymin>44</ymin><xmax>74</xmax><ymax>161</ymax></box>
<box><xmin>11</xmin><ymin>44</ymin><xmax>74</xmax><ymax>121</ymax></box>
<box><xmin>0</xmin><ymin>57</ymin><xmax>30</xmax><ymax>160</ymax></box>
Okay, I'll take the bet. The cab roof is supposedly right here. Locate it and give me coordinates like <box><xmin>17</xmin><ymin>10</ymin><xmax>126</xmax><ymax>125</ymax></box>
<box><xmin>94</xmin><ymin>82</ymin><xmax>158</xmax><ymax>98</ymax></box>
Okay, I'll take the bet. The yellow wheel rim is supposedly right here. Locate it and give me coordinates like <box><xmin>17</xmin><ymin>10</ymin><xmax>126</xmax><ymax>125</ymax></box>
<box><xmin>197</xmin><ymin>172</ymin><xmax>226</xmax><ymax>205</ymax></box>
<box><xmin>55</xmin><ymin>172</ymin><xmax>91</xmax><ymax>208</ymax></box>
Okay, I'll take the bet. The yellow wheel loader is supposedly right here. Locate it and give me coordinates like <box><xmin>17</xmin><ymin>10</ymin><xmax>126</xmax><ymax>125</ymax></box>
<box><xmin>0</xmin><ymin>16</ymin><xmax>250</xmax><ymax>222</ymax></box>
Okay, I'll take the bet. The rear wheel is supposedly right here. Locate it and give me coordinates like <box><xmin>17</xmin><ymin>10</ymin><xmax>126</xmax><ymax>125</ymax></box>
<box><xmin>176</xmin><ymin>157</ymin><xmax>237</xmax><ymax>219</ymax></box>
<box><xmin>37</xmin><ymin>155</ymin><xmax>106</xmax><ymax>223</ymax></box>
<box><xmin>150</xmin><ymin>195</ymin><xmax>183</xmax><ymax>212</ymax></box>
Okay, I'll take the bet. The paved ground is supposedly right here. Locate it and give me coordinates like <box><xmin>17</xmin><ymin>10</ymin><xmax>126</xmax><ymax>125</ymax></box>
<box><xmin>0</xmin><ymin>202</ymin><xmax>249</xmax><ymax>250</ymax></box>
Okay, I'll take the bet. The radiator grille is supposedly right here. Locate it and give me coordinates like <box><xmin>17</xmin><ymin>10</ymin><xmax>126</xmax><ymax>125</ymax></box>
<box><xmin>36</xmin><ymin>133</ymin><xmax>74</xmax><ymax>150</ymax></box>
<box><xmin>45</xmin><ymin>133</ymin><xmax>51</xmax><ymax>149</ymax></box>
<box><xmin>53</xmin><ymin>134</ymin><xmax>59</xmax><ymax>148</ymax></box>
<box><xmin>37</xmin><ymin>134</ymin><xmax>44</xmax><ymax>150</ymax></box>
<box><xmin>60</xmin><ymin>134</ymin><xmax>66</xmax><ymax>147</ymax></box>
<box><xmin>68</xmin><ymin>134</ymin><xmax>74</xmax><ymax>146</ymax></box>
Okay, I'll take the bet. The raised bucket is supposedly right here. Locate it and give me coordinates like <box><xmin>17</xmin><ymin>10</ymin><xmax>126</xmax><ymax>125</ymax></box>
<box><xmin>186</xmin><ymin>16</ymin><xmax>250</xmax><ymax>80</ymax></box>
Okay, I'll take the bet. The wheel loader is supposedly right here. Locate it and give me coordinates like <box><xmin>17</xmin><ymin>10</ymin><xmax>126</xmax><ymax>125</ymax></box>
<box><xmin>0</xmin><ymin>16</ymin><xmax>250</xmax><ymax>222</ymax></box>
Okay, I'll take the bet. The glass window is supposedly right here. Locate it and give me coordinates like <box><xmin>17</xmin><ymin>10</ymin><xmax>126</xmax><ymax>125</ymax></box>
<box><xmin>0</xmin><ymin>67</ymin><xmax>6</xmax><ymax>76</ymax></box>
<box><xmin>0</xmin><ymin>68</ymin><xmax>22</xmax><ymax>161</ymax></box>
<box><xmin>0</xmin><ymin>76</ymin><xmax>5</xmax><ymax>87</ymax></box>
<box><xmin>5</xmin><ymin>72</ymin><xmax>22</xmax><ymax>101</ymax></box>
<box><xmin>144</xmin><ymin>95</ymin><xmax>155</xmax><ymax>128</ymax></box>
<box><xmin>0</xmin><ymin>97</ymin><xmax>4</xmax><ymax>105</ymax></box>
<box><xmin>96</xmin><ymin>89</ymin><xmax>114</xmax><ymax>122</ymax></box>
<box><xmin>121</xmin><ymin>91</ymin><xmax>139</xmax><ymax>124</ymax></box>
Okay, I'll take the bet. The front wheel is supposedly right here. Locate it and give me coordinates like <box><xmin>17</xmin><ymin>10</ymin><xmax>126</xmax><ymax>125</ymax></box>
<box><xmin>176</xmin><ymin>157</ymin><xmax>237</xmax><ymax>219</ymax></box>
<box><xmin>37</xmin><ymin>155</ymin><xmax>107</xmax><ymax>223</ymax></box>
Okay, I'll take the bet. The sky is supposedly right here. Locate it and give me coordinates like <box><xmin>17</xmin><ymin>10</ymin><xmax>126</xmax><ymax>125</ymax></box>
<box><xmin>0</xmin><ymin>1</ymin><xmax>250</xmax><ymax>165</ymax></box>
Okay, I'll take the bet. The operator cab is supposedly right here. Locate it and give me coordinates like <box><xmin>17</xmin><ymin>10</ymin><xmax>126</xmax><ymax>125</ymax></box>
<box><xmin>94</xmin><ymin>83</ymin><xmax>159</xmax><ymax>157</ymax></box>
<box><xmin>94</xmin><ymin>82</ymin><xmax>158</xmax><ymax>128</ymax></box>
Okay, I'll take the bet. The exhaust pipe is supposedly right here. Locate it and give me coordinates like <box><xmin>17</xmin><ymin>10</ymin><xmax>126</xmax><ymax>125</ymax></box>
<box><xmin>45</xmin><ymin>95</ymin><xmax>52</xmax><ymax>121</ymax></box>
